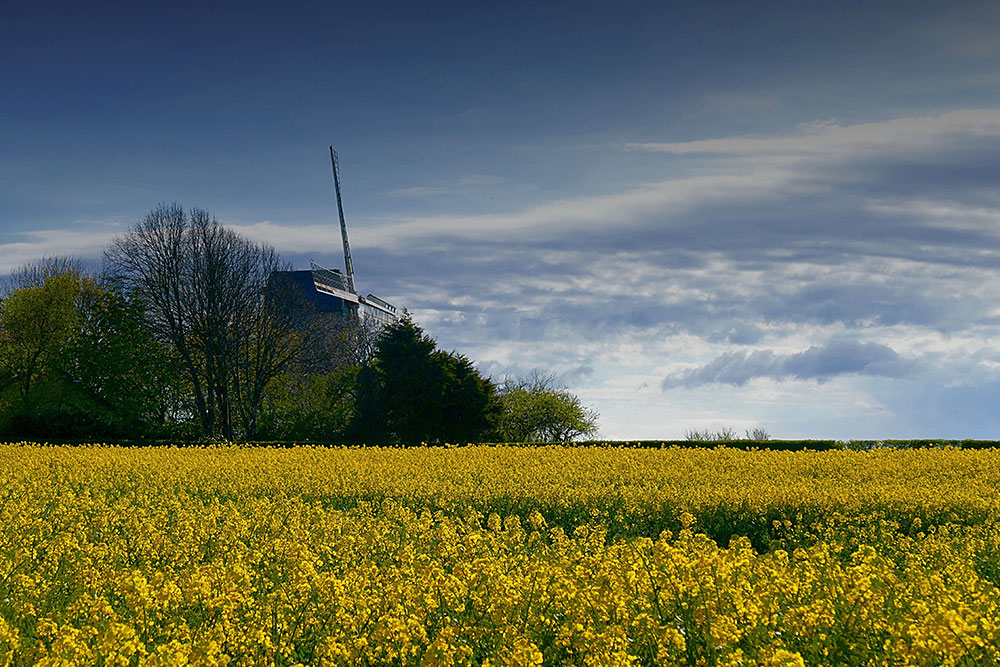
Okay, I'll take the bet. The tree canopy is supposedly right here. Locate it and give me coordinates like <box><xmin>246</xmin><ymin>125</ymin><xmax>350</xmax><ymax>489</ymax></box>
<box><xmin>494</xmin><ymin>372</ymin><xmax>600</xmax><ymax>442</ymax></box>
<box><xmin>0</xmin><ymin>260</ymin><xmax>178</xmax><ymax>439</ymax></box>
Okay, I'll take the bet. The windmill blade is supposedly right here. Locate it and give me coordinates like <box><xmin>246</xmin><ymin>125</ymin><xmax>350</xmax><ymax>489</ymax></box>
<box><xmin>330</xmin><ymin>146</ymin><xmax>356</xmax><ymax>294</ymax></box>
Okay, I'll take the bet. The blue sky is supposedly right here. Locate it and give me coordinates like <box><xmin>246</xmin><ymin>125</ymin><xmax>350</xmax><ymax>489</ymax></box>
<box><xmin>4</xmin><ymin>0</ymin><xmax>1000</xmax><ymax>439</ymax></box>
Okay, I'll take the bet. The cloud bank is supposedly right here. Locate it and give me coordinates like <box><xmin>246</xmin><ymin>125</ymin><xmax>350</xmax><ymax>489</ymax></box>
<box><xmin>5</xmin><ymin>109</ymin><xmax>1000</xmax><ymax>437</ymax></box>
<box><xmin>662</xmin><ymin>341</ymin><xmax>919</xmax><ymax>389</ymax></box>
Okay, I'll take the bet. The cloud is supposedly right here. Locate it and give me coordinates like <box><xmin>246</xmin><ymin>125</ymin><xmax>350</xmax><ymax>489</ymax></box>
<box><xmin>389</xmin><ymin>186</ymin><xmax>457</xmax><ymax>198</ymax></box>
<box><xmin>7</xmin><ymin>108</ymin><xmax>1000</xmax><ymax>440</ymax></box>
<box><xmin>228</xmin><ymin>221</ymin><xmax>348</xmax><ymax>256</ymax></box>
<box><xmin>625</xmin><ymin>110</ymin><xmax>1000</xmax><ymax>157</ymax></box>
<box><xmin>388</xmin><ymin>175</ymin><xmax>505</xmax><ymax>198</ymax></box>
<box><xmin>662</xmin><ymin>341</ymin><xmax>920</xmax><ymax>389</ymax></box>
<box><xmin>867</xmin><ymin>198</ymin><xmax>1000</xmax><ymax>234</ymax></box>
<box><xmin>0</xmin><ymin>226</ymin><xmax>120</xmax><ymax>275</ymax></box>
<box><xmin>224</xmin><ymin>111</ymin><xmax>1000</xmax><ymax>294</ymax></box>
<box><xmin>248</xmin><ymin>167</ymin><xmax>797</xmax><ymax>254</ymax></box>
<box><xmin>559</xmin><ymin>365</ymin><xmax>594</xmax><ymax>386</ymax></box>
<box><xmin>11</xmin><ymin>109</ymin><xmax>1000</xmax><ymax>362</ymax></box>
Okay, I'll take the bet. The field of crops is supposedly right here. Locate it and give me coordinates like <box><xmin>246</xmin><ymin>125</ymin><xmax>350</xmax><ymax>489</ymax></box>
<box><xmin>2</xmin><ymin>444</ymin><xmax>1000</xmax><ymax>666</ymax></box>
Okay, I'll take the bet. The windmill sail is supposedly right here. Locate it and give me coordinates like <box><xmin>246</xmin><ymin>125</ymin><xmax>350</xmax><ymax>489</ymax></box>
<box><xmin>307</xmin><ymin>147</ymin><xmax>399</xmax><ymax>326</ymax></box>
<box><xmin>330</xmin><ymin>146</ymin><xmax>356</xmax><ymax>294</ymax></box>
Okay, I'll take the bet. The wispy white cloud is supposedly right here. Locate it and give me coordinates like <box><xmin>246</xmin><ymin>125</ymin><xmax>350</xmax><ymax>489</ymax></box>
<box><xmin>388</xmin><ymin>174</ymin><xmax>505</xmax><ymax>198</ymax></box>
<box><xmin>338</xmin><ymin>170</ymin><xmax>793</xmax><ymax>250</ymax></box>
<box><xmin>389</xmin><ymin>186</ymin><xmax>457</xmax><ymax>198</ymax></box>
<box><xmin>867</xmin><ymin>198</ymin><xmax>1000</xmax><ymax>233</ymax></box>
<box><xmin>0</xmin><ymin>225</ymin><xmax>121</xmax><ymax>275</ymax></box>
<box><xmin>228</xmin><ymin>110</ymin><xmax>1000</xmax><ymax>260</ymax></box>
<box><xmin>626</xmin><ymin>109</ymin><xmax>1000</xmax><ymax>157</ymax></box>
<box><xmin>227</xmin><ymin>221</ymin><xmax>348</xmax><ymax>256</ymax></box>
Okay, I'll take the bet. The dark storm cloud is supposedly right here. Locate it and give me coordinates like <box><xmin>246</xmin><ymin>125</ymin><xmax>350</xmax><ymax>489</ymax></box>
<box><xmin>662</xmin><ymin>341</ymin><xmax>919</xmax><ymax>389</ymax></box>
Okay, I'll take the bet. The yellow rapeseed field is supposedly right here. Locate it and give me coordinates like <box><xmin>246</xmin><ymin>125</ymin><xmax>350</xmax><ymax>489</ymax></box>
<box><xmin>1</xmin><ymin>444</ymin><xmax>999</xmax><ymax>666</ymax></box>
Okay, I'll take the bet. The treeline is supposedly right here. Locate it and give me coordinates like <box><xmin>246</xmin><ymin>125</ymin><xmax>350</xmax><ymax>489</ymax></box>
<box><xmin>0</xmin><ymin>204</ymin><xmax>598</xmax><ymax>444</ymax></box>
<box><xmin>557</xmin><ymin>440</ymin><xmax>1000</xmax><ymax>451</ymax></box>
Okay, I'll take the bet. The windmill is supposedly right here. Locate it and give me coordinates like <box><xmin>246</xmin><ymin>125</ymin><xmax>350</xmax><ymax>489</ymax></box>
<box><xmin>307</xmin><ymin>147</ymin><xmax>400</xmax><ymax>326</ymax></box>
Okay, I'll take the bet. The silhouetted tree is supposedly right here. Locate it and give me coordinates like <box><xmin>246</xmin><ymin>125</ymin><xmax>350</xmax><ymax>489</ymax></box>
<box><xmin>105</xmin><ymin>203</ymin><xmax>303</xmax><ymax>439</ymax></box>
<box><xmin>351</xmin><ymin>318</ymin><xmax>496</xmax><ymax>445</ymax></box>
<box><xmin>253</xmin><ymin>278</ymin><xmax>383</xmax><ymax>442</ymax></box>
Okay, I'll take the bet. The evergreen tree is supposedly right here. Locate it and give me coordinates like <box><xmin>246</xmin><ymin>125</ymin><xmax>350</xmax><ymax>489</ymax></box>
<box><xmin>352</xmin><ymin>318</ymin><xmax>496</xmax><ymax>445</ymax></box>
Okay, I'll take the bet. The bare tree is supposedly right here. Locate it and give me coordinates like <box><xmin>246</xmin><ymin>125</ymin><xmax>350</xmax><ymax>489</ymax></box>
<box><xmin>232</xmin><ymin>256</ymin><xmax>314</xmax><ymax>439</ymax></box>
<box><xmin>6</xmin><ymin>256</ymin><xmax>85</xmax><ymax>292</ymax></box>
<box><xmin>291</xmin><ymin>307</ymin><xmax>382</xmax><ymax>375</ymax></box>
<box><xmin>684</xmin><ymin>427</ymin><xmax>737</xmax><ymax>441</ymax></box>
<box><xmin>683</xmin><ymin>427</ymin><xmax>771</xmax><ymax>441</ymax></box>
<box><xmin>105</xmin><ymin>203</ymin><xmax>302</xmax><ymax>440</ymax></box>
